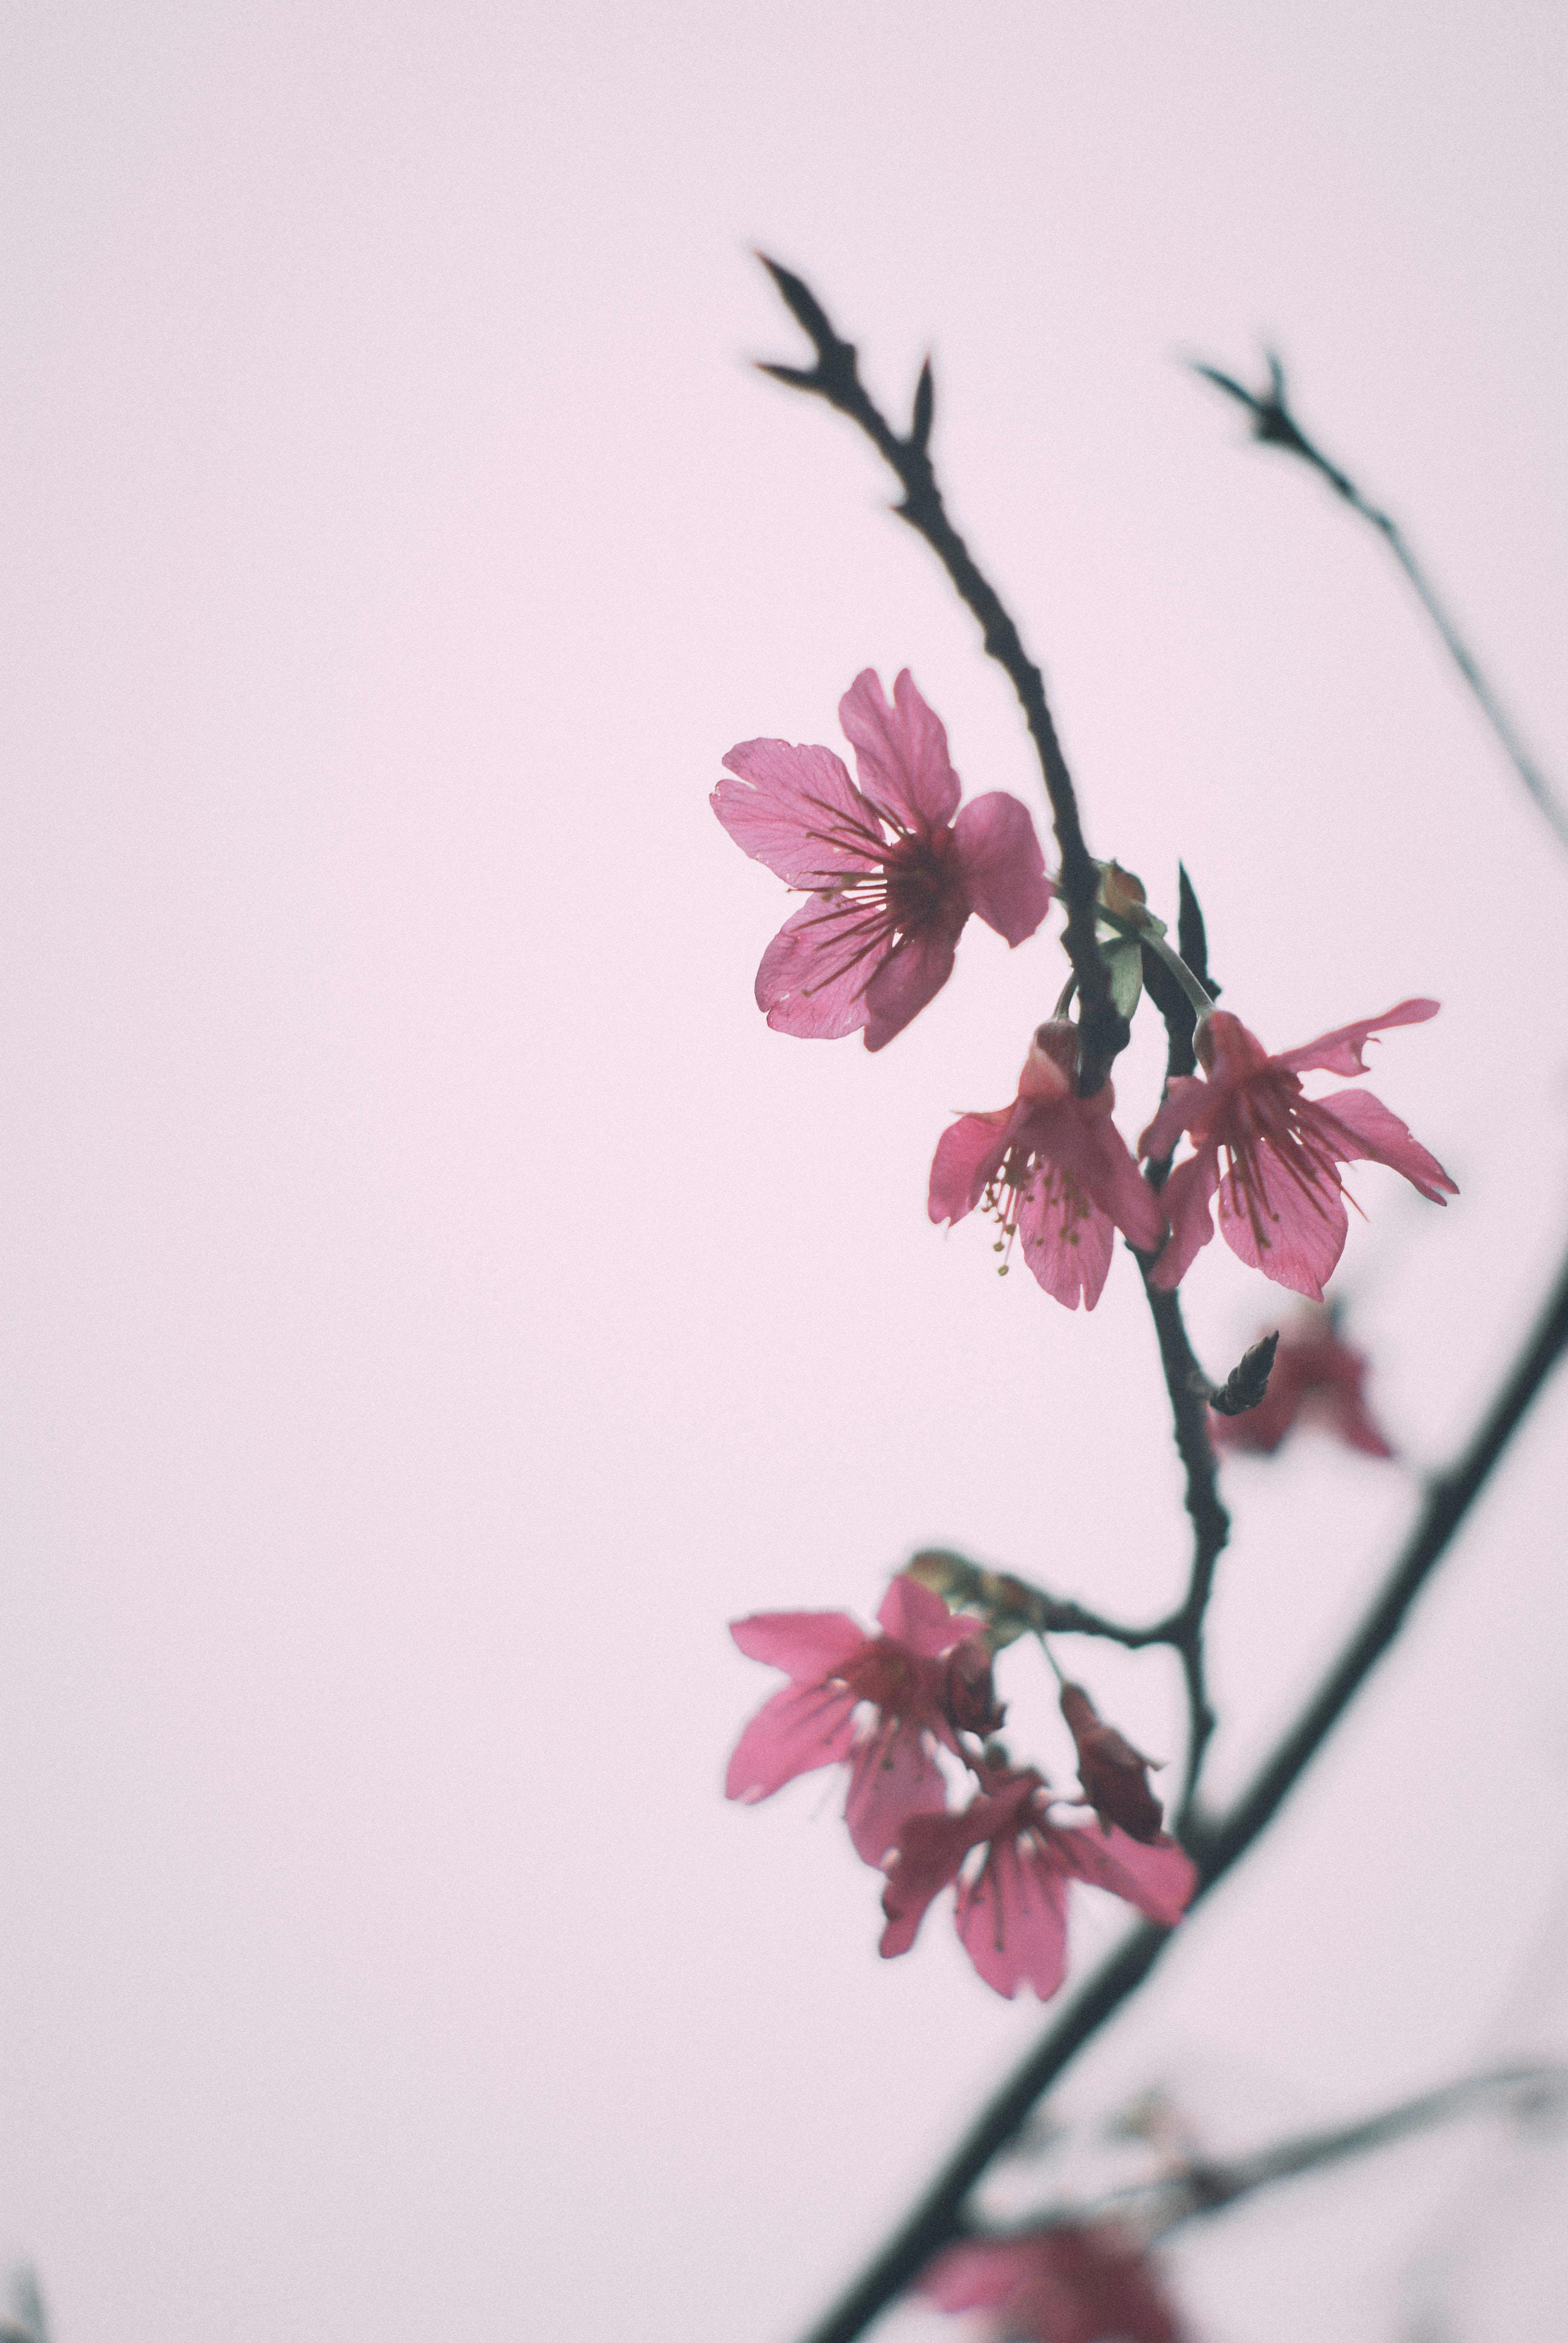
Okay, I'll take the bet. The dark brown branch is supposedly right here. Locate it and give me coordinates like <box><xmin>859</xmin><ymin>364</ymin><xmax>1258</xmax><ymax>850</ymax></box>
<box><xmin>756</xmin><ymin>257</ymin><xmax>1129</xmax><ymax>1093</ymax></box>
<box><xmin>794</xmin><ymin>1233</ymin><xmax>1568</xmax><ymax>2343</ymax></box>
<box><xmin>1194</xmin><ymin>351</ymin><xmax>1568</xmax><ymax>852</ymax></box>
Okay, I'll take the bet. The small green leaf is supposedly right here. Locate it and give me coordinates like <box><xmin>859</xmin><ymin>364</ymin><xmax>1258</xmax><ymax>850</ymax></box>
<box><xmin>1103</xmin><ymin>937</ymin><xmax>1145</xmax><ymax>1020</ymax></box>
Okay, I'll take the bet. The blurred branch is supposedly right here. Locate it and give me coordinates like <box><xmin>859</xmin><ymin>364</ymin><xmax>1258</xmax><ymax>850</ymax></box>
<box><xmin>754</xmin><ymin>256</ymin><xmax>1129</xmax><ymax>1093</ymax></box>
<box><xmin>795</xmin><ymin>1231</ymin><xmax>1568</xmax><ymax>2343</ymax></box>
<box><xmin>1194</xmin><ymin>350</ymin><xmax>1568</xmax><ymax>853</ymax></box>
<box><xmin>979</xmin><ymin>2065</ymin><xmax>1567</xmax><ymax>2243</ymax></box>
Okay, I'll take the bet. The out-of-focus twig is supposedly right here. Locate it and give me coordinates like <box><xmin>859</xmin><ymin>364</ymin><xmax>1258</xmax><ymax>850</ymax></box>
<box><xmin>978</xmin><ymin>2065</ymin><xmax>1567</xmax><ymax>2243</ymax></box>
<box><xmin>1194</xmin><ymin>350</ymin><xmax>1568</xmax><ymax>852</ymax></box>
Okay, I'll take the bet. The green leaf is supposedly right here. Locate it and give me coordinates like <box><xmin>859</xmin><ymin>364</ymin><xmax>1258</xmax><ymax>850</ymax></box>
<box><xmin>1103</xmin><ymin>937</ymin><xmax>1145</xmax><ymax>1020</ymax></box>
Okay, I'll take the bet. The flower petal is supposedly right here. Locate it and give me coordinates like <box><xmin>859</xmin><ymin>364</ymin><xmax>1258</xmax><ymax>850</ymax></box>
<box><xmin>753</xmin><ymin>898</ymin><xmax>874</xmax><ymax>1040</ymax></box>
<box><xmin>1077</xmin><ymin>1111</ymin><xmax>1169</xmax><ymax>1251</ymax></box>
<box><xmin>876</xmin><ymin>1573</ymin><xmax>978</xmax><ymax>1654</ymax></box>
<box><xmin>955</xmin><ymin>1835</ymin><xmax>1070</xmax><ymax>1999</ymax></box>
<box><xmin>725</xmin><ymin>1680</ymin><xmax>857</xmax><ymax>1803</ymax></box>
<box><xmin>951</xmin><ymin>792</ymin><xmax>1053</xmax><ymax>945</ymax></box>
<box><xmin>1149</xmin><ymin>1147</ymin><xmax>1221</xmax><ymax>1291</ymax></box>
<box><xmin>861</xmin><ymin>916</ymin><xmax>963</xmax><ymax>1050</ymax></box>
<box><xmin>713</xmin><ymin>739</ymin><xmax>878</xmax><ymax>883</ymax></box>
<box><xmin>1271</xmin><ymin>997</ymin><xmax>1440</xmax><ymax>1076</ymax></box>
<box><xmin>729</xmin><ymin>1611</ymin><xmax>867</xmax><ymax>1679</ymax></box>
<box><xmin>844</xmin><ymin>1717</ymin><xmax>949</xmax><ymax>1866</ymax></box>
<box><xmin>1017</xmin><ymin>1173</ymin><xmax>1116</xmax><ymax>1311</ymax></box>
<box><xmin>929</xmin><ymin>1107</ymin><xmax>1010</xmax><ymax>1226</ymax></box>
<box><xmin>1050</xmin><ymin>1820</ymin><xmax>1197</xmax><ymax>1926</ymax></box>
<box><xmin>880</xmin><ymin>1806</ymin><xmax>986</xmax><ymax>1959</ymax></box>
<box><xmin>1310</xmin><ymin>1086</ymin><xmax>1458</xmax><ymax>1204</ymax></box>
<box><xmin>1138</xmin><ymin>1075</ymin><xmax>1210</xmax><ymax>1166</ymax></box>
<box><xmin>921</xmin><ymin>2239</ymin><xmax>1051</xmax><ymax>2315</ymax></box>
<box><xmin>1216</xmin><ymin>1141</ymin><xmax>1348</xmax><ymax>1300</ymax></box>
<box><xmin>838</xmin><ymin>668</ymin><xmax>962</xmax><ymax>832</ymax></box>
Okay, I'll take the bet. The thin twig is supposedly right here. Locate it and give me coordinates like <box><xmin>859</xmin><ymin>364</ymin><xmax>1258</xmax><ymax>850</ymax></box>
<box><xmin>794</xmin><ymin>1234</ymin><xmax>1568</xmax><ymax>2343</ymax></box>
<box><xmin>756</xmin><ymin>257</ymin><xmax>1129</xmax><ymax>1093</ymax></box>
<box><xmin>976</xmin><ymin>2065</ymin><xmax>1566</xmax><ymax>2243</ymax></box>
<box><xmin>1194</xmin><ymin>352</ymin><xmax>1568</xmax><ymax>853</ymax></box>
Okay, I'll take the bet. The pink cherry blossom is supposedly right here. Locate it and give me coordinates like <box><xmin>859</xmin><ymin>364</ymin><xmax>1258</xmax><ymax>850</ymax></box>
<box><xmin>929</xmin><ymin>1021</ymin><xmax>1168</xmax><ymax>1309</ymax></box>
<box><xmin>713</xmin><ymin>669</ymin><xmax>1053</xmax><ymax>1050</ymax></box>
<box><xmin>1211</xmin><ymin>1305</ymin><xmax>1394</xmax><ymax>1458</ymax></box>
<box><xmin>880</xmin><ymin>1763</ymin><xmax>1196</xmax><ymax>2000</ymax></box>
<box><xmin>1140</xmin><ymin>1000</ymin><xmax>1456</xmax><ymax>1300</ymax></box>
<box><xmin>726</xmin><ymin>1576</ymin><xmax>983</xmax><ymax>1866</ymax></box>
<box><xmin>922</xmin><ymin>2225</ymin><xmax>1189</xmax><ymax>2343</ymax></box>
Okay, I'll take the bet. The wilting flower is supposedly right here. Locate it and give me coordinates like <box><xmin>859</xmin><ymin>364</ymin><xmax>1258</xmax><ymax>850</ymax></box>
<box><xmin>727</xmin><ymin>1576</ymin><xmax>982</xmax><ymax>1865</ymax></box>
<box><xmin>713</xmin><ymin>669</ymin><xmax>1052</xmax><ymax>1050</ymax></box>
<box><xmin>881</xmin><ymin>1762</ymin><xmax>1196</xmax><ymax>1999</ymax></box>
<box><xmin>922</xmin><ymin>2224</ymin><xmax>1189</xmax><ymax>2343</ymax></box>
<box><xmin>1211</xmin><ymin>1305</ymin><xmax>1394</xmax><ymax>1458</ymax></box>
<box><xmin>929</xmin><ymin>1021</ymin><xmax>1168</xmax><ymax>1309</ymax></box>
<box><xmin>1059</xmin><ymin>1684</ymin><xmax>1164</xmax><ymax>1843</ymax></box>
<box><xmin>1140</xmin><ymin>1000</ymin><xmax>1456</xmax><ymax>1300</ymax></box>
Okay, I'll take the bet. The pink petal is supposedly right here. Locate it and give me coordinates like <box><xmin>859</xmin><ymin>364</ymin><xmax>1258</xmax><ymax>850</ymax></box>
<box><xmin>1138</xmin><ymin>1075</ymin><xmax>1209</xmax><ymax>1166</ymax></box>
<box><xmin>1051</xmin><ymin>1820</ymin><xmax>1197</xmax><ymax>1926</ymax></box>
<box><xmin>1075</xmin><ymin>1111</ymin><xmax>1169</xmax><ymax>1251</ymax></box>
<box><xmin>955</xmin><ymin>1835</ymin><xmax>1070</xmax><ymax>1999</ymax></box>
<box><xmin>951</xmin><ymin>793</ymin><xmax>1053</xmax><ymax>945</ymax></box>
<box><xmin>838</xmin><ymin>668</ymin><xmax>962</xmax><ymax>833</ymax></box>
<box><xmin>1310</xmin><ymin>1087</ymin><xmax>1458</xmax><ymax>1204</ymax></box>
<box><xmin>753</xmin><ymin>899</ymin><xmax>874</xmax><ymax>1040</ymax></box>
<box><xmin>862</xmin><ymin>915</ymin><xmax>963</xmax><ymax>1050</ymax></box>
<box><xmin>1216</xmin><ymin>1144</ymin><xmax>1348</xmax><ymax>1300</ymax></box>
<box><xmin>729</xmin><ymin>1611</ymin><xmax>867</xmax><ymax>1679</ymax></box>
<box><xmin>1149</xmin><ymin>1147</ymin><xmax>1221</xmax><ymax>1291</ymax></box>
<box><xmin>1271</xmin><ymin>997</ymin><xmax>1440</xmax><ymax>1076</ymax></box>
<box><xmin>1017</xmin><ymin>1175</ymin><xmax>1116</xmax><ymax>1311</ymax></box>
<box><xmin>877</xmin><ymin>1573</ymin><xmax>976</xmax><ymax>1653</ymax></box>
<box><xmin>713</xmin><ymin>739</ymin><xmax>878</xmax><ymax>883</ymax></box>
<box><xmin>929</xmin><ymin>1107</ymin><xmax>1010</xmax><ymax>1226</ymax></box>
<box><xmin>880</xmin><ymin>1806</ymin><xmax>984</xmax><ymax>1959</ymax></box>
<box><xmin>844</xmin><ymin>1717</ymin><xmax>949</xmax><ymax>1866</ymax></box>
<box><xmin>725</xmin><ymin>1680</ymin><xmax>857</xmax><ymax>1803</ymax></box>
<box><xmin>922</xmin><ymin>2239</ymin><xmax>1050</xmax><ymax>2314</ymax></box>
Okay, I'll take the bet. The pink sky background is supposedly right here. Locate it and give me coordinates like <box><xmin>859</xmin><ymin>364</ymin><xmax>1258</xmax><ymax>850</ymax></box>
<box><xmin>2</xmin><ymin>5</ymin><xmax>1567</xmax><ymax>2338</ymax></box>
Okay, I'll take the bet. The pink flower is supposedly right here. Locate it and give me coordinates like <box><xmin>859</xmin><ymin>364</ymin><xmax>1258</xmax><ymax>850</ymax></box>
<box><xmin>1211</xmin><ymin>1306</ymin><xmax>1394</xmax><ymax>1458</ymax></box>
<box><xmin>923</xmin><ymin>2225</ymin><xmax>1188</xmax><ymax>2343</ymax></box>
<box><xmin>726</xmin><ymin>1576</ymin><xmax>982</xmax><ymax>1865</ymax></box>
<box><xmin>880</xmin><ymin>1763</ymin><xmax>1196</xmax><ymax>2000</ymax></box>
<box><xmin>929</xmin><ymin>1022</ymin><xmax>1168</xmax><ymax>1309</ymax></box>
<box><xmin>923</xmin><ymin>2226</ymin><xmax>1188</xmax><ymax>2343</ymax></box>
<box><xmin>1140</xmin><ymin>1000</ymin><xmax>1457</xmax><ymax>1300</ymax></box>
<box><xmin>713</xmin><ymin>669</ymin><xmax>1052</xmax><ymax>1050</ymax></box>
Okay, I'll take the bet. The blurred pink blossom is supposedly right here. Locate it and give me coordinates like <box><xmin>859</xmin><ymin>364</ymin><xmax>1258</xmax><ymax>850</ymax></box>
<box><xmin>1212</xmin><ymin>1306</ymin><xmax>1395</xmax><ymax>1458</ymax></box>
<box><xmin>922</xmin><ymin>2224</ymin><xmax>1188</xmax><ymax>2343</ymax></box>
<box><xmin>713</xmin><ymin>669</ymin><xmax>1051</xmax><ymax>1050</ymax></box>
<box><xmin>726</xmin><ymin>1576</ymin><xmax>981</xmax><ymax>1864</ymax></box>
<box><xmin>929</xmin><ymin>1021</ymin><xmax>1168</xmax><ymax>1308</ymax></box>
<box><xmin>1140</xmin><ymin>1000</ymin><xmax>1455</xmax><ymax>1299</ymax></box>
<box><xmin>880</xmin><ymin>1762</ymin><xmax>1196</xmax><ymax>2000</ymax></box>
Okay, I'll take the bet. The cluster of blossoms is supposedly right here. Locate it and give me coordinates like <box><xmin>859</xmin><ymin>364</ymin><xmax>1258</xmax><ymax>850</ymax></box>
<box><xmin>727</xmin><ymin>1574</ymin><xmax>1196</xmax><ymax>2001</ymax></box>
<box><xmin>713</xmin><ymin>669</ymin><xmax>1455</xmax><ymax>1308</ymax></box>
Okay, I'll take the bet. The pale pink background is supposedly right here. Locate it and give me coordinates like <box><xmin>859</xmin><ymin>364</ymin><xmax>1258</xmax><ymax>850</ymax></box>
<box><xmin>2</xmin><ymin>5</ymin><xmax>1566</xmax><ymax>2339</ymax></box>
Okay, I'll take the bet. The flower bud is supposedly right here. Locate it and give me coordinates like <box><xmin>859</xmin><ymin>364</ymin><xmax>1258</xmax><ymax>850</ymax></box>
<box><xmin>944</xmin><ymin>1637</ymin><xmax>1006</xmax><ymax>1738</ymax></box>
<box><xmin>1059</xmin><ymin>1683</ymin><xmax>1165</xmax><ymax>1843</ymax></box>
